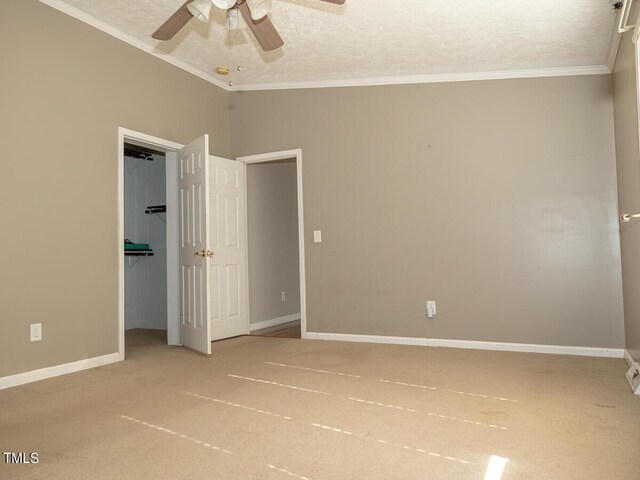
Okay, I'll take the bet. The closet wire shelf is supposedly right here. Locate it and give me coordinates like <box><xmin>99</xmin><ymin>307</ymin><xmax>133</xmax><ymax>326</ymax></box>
<box><xmin>145</xmin><ymin>205</ymin><xmax>166</xmax><ymax>224</ymax></box>
<box><xmin>125</xmin><ymin>238</ymin><xmax>153</xmax><ymax>268</ymax></box>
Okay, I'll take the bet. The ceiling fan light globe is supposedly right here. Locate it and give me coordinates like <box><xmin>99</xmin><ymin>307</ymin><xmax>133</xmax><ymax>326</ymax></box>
<box><xmin>212</xmin><ymin>0</ymin><xmax>237</xmax><ymax>9</ymax></box>
<box><xmin>246</xmin><ymin>0</ymin><xmax>271</xmax><ymax>20</ymax></box>
<box><xmin>186</xmin><ymin>0</ymin><xmax>212</xmax><ymax>22</ymax></box>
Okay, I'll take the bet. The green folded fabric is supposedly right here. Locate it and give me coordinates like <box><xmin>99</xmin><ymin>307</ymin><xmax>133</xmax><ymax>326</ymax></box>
<box><xmin>124</xmin><ymin>243</ymin><xmax>150</xmax><ymax>250</ymax></box>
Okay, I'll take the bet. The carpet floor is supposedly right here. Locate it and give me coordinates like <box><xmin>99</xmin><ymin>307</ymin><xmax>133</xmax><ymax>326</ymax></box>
<box><xmin>1</xmin><ymin>330</ymin><xmax>639</xmax><ymax>479</ymax></box>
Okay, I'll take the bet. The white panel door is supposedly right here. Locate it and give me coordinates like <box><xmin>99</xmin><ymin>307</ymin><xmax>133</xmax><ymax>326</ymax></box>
<box><xmin>209</xmin><ymin>155</ymin><xmax>248</xmax><ymax>340</ymax></box>
<box><xmin>179</xmin><ymin>135</ymin><xmax>211</xmax><ymax>355</ymax></box>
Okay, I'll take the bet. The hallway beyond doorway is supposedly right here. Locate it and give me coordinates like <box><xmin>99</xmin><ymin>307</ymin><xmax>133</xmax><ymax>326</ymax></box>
<box><xmin>251</xmin><ymin>320</ymin><xmax>301</xmax><ymax>338</ymax></box>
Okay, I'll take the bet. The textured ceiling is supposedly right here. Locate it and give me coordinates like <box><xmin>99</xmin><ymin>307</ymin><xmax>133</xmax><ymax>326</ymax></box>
<box><xmin>54</xmin><ymin>0</ymin><xmax>617</xmax><ymax>88</ymax></box>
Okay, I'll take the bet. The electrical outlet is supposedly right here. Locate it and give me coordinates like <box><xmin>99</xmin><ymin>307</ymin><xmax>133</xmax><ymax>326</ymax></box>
<box><xmin>281</xmin><ymin>291</ymin><xmax>286</xmax><ymax>301</ymax></box>
<box><xmin>30</xmin><ymin>323</ymin><xmax>42</xmax><ymax>342</ymax></box>
<box><xmin>426</xmin><ymin>301</ymin><xmax>436</xmax><ymax>318</ymax></box>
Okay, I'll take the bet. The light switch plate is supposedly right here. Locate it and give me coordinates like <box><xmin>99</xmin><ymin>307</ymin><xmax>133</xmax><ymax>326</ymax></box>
<box><xmin>313</xmin><ymin>230</ymin><xmax>322</xmax><ymax>243</ymax></box>
<box><xmin>426</xmin><ymin>301</ymin><xmax>436</xmax><ymax>318</ymax></box>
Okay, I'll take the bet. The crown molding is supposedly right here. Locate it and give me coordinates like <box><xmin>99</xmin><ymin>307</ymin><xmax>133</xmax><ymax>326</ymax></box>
<box><xmin>38</xmin><ymin>0</ymin><xmax>230</xmax><ymax>91</ymax></box>
<box><xmin>40</xmin><ymin>0</ymin><xmax>610</xmax><ymax>94</ymax></box>
<box><xmin>232</xmin><ymin>65</ymin><xmax>610</xmax><ymax>92</ymax></box>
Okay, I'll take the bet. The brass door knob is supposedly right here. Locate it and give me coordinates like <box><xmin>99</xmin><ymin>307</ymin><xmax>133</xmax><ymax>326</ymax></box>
<box><xmin>194</xmin><ymin>250</ymin><xmax>214</xmax><ymax>258</ymax></box>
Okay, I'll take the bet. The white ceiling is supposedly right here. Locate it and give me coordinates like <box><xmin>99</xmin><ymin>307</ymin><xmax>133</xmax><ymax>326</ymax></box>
<box><xmin>50</xmin><ymin>0</ymin><xmax>618</xmax><ymax>89</ymax></box>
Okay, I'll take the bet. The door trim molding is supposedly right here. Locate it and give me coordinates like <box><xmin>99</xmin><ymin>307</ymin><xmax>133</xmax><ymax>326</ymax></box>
<box><xmin>236</xmin><ymin>149</ymin><xmax>307</xmax><ymax>338</ymax></box>
<box><xmin>306</xmin><ymin>332</ymin><xmax>625</xmax><ymax>358</ymax></box>
<box><xmin>117</xmin><ymin>128</ymin><xmax>184</xmax><ymax>360</ymax></box>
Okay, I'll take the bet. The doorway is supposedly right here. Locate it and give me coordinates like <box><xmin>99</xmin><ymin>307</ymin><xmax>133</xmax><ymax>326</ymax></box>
<box><xmin>123</xmin><ymin>143</ymin><xmax>168</xmax><ymax>354</ymax></box>
<box><xmin>245</xmin><ymin>158</ymin><xmax>301</xmax><ymax>339</ymax></box>
<box><xmin>118</xmin><ymin>132</ymin><xmax>307</xmax><ymax>357</ymax></box>
<box><xmin>118</xmin><ymin>128</ymin><xmax>183</xmax><ymax>360</ymax></box>
<box><xmin>237</xmin><ymin>150</ymin><xmax>307</xmax><ymax>339</ymax></box>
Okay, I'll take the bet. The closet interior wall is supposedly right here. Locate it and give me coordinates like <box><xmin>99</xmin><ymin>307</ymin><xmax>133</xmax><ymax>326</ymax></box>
<box><xmin>124</xmin><ymin>153</ymin><xmax>167</xmax><ymax>331</ymax></box>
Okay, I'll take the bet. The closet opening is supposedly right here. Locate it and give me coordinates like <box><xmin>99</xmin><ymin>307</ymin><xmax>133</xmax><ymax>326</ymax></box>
<box><xmin>118</xmin><ymin>128</ymin><xmax>207</xmax><ymax>359</ymax></box>
<box><xmin>123</xmin><ymin>142</ymin><xmax>170</xmax><ymax>356</ymax></box>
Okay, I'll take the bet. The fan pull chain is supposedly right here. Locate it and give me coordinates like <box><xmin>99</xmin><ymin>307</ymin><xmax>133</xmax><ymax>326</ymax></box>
<box><xmin>232</xmin><ymin>8</ymin><xmax>242</xmax><ymax>86</ymax></box>
<box><xmin>236</xmin><ymin>13</ymin><xmax>242</xmax><ymax>73</ymax></box>
<box><xmin>217</xmin><ymin>7</ymin><xmax>242</xmax><ymax>87</ymax></box>
<box><xmin>228</xmin><ymin>15</ymin><xmax>233</xmax><ymax>86</ymax></box>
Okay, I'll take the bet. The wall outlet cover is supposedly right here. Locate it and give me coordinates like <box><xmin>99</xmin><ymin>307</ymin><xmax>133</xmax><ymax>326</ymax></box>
<box><xmin>30</xmin><ymin>323</ymin><xmax>42</xmax><ymax>342</ymax></box>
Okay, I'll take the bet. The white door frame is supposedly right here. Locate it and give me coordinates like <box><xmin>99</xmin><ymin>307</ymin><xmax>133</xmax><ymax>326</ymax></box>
<box><xmin>117</xmin><ymin>127</ymin><xmax>183</xmax><ymax>360</ymax></box>
<box><xmin>235</xmin><ymin>149</ymin><xmax>308</xmax><ymax>338</ymax></box>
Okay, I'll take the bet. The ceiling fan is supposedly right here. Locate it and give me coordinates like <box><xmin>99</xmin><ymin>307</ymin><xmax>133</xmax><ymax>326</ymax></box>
<box><xmin>152</xmin><ymin>0</ymin><xmax>345</xmax><ymax>52</ymax></box>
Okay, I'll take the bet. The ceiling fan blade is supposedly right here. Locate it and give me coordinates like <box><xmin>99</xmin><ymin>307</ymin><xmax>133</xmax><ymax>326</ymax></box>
<box><xmin>152</xmin><ymin>1</ymin><xmax>194</xmax><ymax>41</ymax></box>
<box><xmin>238</xmin><ymin>2</ymin><xmax>284</xmax><ymax>51</ymax></box>
<box><xmin>320</xmin><ymin>0</ymin><xmax>345</xmax><ymax>4</ymax></box>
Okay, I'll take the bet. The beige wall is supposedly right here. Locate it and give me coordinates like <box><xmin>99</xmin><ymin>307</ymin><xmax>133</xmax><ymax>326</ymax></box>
<box><xmin>247</xmin><ymin>160</ymin><xmax>300</xmax><ymax>325</ymax></box>
<box><xmin>613</xmin><ymin>32</ymin><xmax>640</xmax><ymax>363</ymax></box>
<box><xmin>0</xmin><ymin>0</ymin><xmax>629</xmax><ymax>382</ymax></box>
<box><xmin>0</xmin><ymin>0</ymin><xmax>229</xmax><ymax>377</ymax></box>
<box><xmin>231</xmin><ymin>76</ymin><xmax>625</xmax><ymax>348</ymax></box>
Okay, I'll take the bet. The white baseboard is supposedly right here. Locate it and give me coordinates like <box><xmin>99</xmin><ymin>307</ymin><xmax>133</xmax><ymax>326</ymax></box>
<box><xmin>0</xmin><ymin>353</ymin><xmax>121</xmax><ymax>390</ymax></box>
<box><xmin>306</xmin><ymin>332</ymin><xmax>624</xmax><ymax>358</ymax></box>
<box><xmin>307</xmin><ymin>332</ymin><xmax>429</xmax><ymax>347</ymax></box>
<box><xmin>250</xmin><ymin>313</ymin><xmax>301</xmax><ymax>332</ymax></box>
